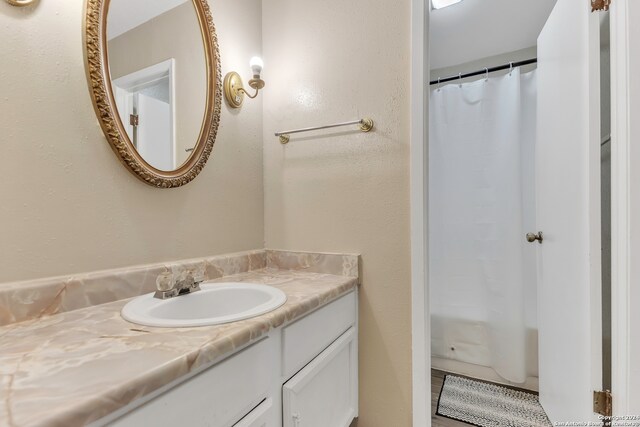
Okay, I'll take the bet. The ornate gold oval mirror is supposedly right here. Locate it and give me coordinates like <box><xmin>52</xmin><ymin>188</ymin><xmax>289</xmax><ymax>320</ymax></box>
<box><xmin>85</xmin><ymin>0</ymin><xmax>221</xmax><ymax>188</ymax></box>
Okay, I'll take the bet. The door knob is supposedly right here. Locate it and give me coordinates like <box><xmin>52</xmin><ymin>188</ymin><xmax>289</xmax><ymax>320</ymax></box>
<box><xmin>526</xmin><ymin>232</ymin><xmax>543</xmax><ymax>244</ymax></box>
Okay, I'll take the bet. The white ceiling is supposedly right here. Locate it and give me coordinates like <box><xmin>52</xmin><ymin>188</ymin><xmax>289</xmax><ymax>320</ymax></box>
<box><xmin>107</xmin><ymin>0</ymin><xmax>189</xmax><ymax>40</ymax></box>
<box><xmin>430</xmin><ymin>0</ymin><xmax>557</xmax><ymax>69</ymax></box>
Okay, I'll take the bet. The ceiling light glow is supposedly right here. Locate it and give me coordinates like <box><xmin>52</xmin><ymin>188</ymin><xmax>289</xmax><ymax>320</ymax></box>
<box><xmin>432</xmin><ymin>0</ymin><xmax>463</xmax><ymax>9</ymax></box>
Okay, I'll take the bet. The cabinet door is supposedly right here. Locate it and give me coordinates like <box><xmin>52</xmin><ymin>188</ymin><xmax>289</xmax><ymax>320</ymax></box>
<box><xmin>283</xmin><ymin>328</ymin><xmax>357</xmax><ymax>427</ymax></box>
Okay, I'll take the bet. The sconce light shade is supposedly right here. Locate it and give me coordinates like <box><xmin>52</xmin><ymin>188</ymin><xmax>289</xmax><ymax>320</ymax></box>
<box><xmin>250</xmin><ymin>56</ymin><xmax>264</xmax><ymax>77</ymax></box>
<box><xmin>224</xmin><ymin>57</ymin><xmax>266</xmax><ymax>109</ymax></box>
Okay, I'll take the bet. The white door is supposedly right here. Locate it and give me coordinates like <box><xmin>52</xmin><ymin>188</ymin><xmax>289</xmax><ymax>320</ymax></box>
<box><xmin>536</xmin><ymin>0</ymin><xmax>602</xmax><ymax>423</ymax></box>
<box><xmin>137</xmin><ymin>93</ymin><xmax>173</xmax><ymax>171</ymax></box>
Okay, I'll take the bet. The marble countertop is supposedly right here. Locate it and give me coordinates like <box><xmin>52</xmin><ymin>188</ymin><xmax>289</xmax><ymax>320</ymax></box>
<box><xmin>0</xmin><ymin>268</ymin><xmax>358</xmax><ymax>427</ymax></box>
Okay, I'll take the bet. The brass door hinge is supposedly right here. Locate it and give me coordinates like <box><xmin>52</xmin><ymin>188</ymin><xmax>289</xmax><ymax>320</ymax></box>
<box><xmin>592</xmin><ymin>0</ymin><xmax>612</xmax><ymax>12</ymax></box>
<box><xmin>129</xmin><ymin>114</ymin><xmax>139</xmax><ymax>127</ymax></box>
<box><xmin>594</xmin><ymin>390</ymin><xmax>613</xmax><ymax>417</ymax></box>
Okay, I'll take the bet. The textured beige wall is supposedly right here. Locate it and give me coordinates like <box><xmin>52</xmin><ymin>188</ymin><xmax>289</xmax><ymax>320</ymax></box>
<box><xmin>262</xmin><ymin>0</ymin><xmax>413</xmax><ymax>425</ymax></box>
<box><xmin>0</xmin><ymin>0</ymin><xmax>264</xmax><ymax>283</ymax></box>
<box><xmin>108</xmin><ymin>2</ymin><xmax>207</xmax><ymax>167</ymax></box>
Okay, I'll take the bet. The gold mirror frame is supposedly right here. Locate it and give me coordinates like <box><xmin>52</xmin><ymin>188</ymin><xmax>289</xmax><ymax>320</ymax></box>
<box><xmin>84</xmin><ymin>0</ymin><xmax>221</xmax><ymax>188</ymax></box>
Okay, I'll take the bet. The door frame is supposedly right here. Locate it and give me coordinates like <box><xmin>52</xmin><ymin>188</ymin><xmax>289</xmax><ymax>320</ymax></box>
<box><xmin>410</xmin><ymin>0</ymin><xmax>429</xmax><ymax>425</ymax></box>
<box><xmin>411</xmin><ymin>0</ymin><xmax>637</xmax><ymax>422</ymax></box>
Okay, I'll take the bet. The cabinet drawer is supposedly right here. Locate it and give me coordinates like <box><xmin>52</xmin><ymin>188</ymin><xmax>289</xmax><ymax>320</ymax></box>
<box><xmin>233</xmin><ymin>398</ymin><xmax>273</xmax><ymax>427</ymax></box>
<box><xmin>282</xmin><ymin>291</ymin><xmax>356</xmax><ymax>378</ymax></box>
<box><xmin>110</xmin><ymin>338</ymin><xmax>274</xmax><ymax>427</ymax></box>
<box><xmin>283</xmin><ymin>327</ymin><xmax>358</xmax><ymax>427</ymax></box>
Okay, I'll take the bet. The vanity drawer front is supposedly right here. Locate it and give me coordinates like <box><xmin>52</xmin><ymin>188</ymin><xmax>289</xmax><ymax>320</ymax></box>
<box><xmin>233</xmin><ymin>398</ymin><xmax>273</xmax><ymax>427</ymax></box>
<box><xmin>110</xmin><ymin>338</ymin><xmax>274</xmax><ymax>427</ymax></box>
<box><xmin>282</xmin><ymin>291</ymin><xmax>356</xmax><ymax>378</ymax></box>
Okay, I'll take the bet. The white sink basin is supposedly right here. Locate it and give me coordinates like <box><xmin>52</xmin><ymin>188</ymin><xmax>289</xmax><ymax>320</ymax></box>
<box><xmin>121</xmin><ymin>282</ymin><xmax>287</xmax><ymax>328</ymax></box>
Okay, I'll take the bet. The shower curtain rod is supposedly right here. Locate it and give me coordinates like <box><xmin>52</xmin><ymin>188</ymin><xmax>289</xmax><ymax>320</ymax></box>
<box><xmin>429</xmin><ymin>58</ymin><xmax>537</xmax><ymax>85</ymax></box>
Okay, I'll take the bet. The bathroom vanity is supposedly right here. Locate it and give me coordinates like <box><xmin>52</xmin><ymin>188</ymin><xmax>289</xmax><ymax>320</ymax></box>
<box><xmin>100</xmin><ymin>291</ymin><xmax>358</xmax><ymax>427</ymax></box>
<box><xmin>0</xmin><ymin>250</ymin><xmax>359</xmax><ymax>427</ymax></box>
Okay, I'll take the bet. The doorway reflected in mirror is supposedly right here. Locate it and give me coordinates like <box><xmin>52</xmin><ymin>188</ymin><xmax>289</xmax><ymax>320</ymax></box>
<box><xmin>106</xmin><ymin>0</ymin><xmax>207</xmax><ymax>172</ymax></box>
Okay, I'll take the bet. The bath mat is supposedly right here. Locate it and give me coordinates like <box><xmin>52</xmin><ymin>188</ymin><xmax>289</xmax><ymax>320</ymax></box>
<box><xmin>436</xmin><ymin>374</ymin><xmax>552</xmax><ymax>427</ymax></box>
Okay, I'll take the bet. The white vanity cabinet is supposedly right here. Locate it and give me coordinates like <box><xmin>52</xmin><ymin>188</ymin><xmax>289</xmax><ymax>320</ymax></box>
<box><xmin>280</xmin><ymin>291</ymin><xmax>358</xmax><ymax>427</ymax></box>
<box><xmin>101</xmin><ymin>290</ymin><xmax>358</xmax><ymax>427</ymax></box>
<box><xmin>108</xmin><ymin>337</ymin><xmax>276</xmax><ymax>427</ymax></box>
<box><xmin>281</xmin><ymin>291</ymin><xmax>356</xmax><ymax>379</ymax></box>
<box><xmin>282</xmin><ymin>328</ymin><xmax>358</xmax><ymax>427</ymax></box>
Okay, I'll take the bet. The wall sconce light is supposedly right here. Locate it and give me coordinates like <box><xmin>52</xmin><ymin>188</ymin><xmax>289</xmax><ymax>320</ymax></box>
<box><xmin>224</xmin><ymin>57</ymin><xmax>265</xmax><ymax>109</ymax></box>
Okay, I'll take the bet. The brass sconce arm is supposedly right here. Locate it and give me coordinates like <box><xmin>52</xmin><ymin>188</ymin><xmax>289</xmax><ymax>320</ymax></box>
<box><xmin>238</xmin><ymin>87</ymin><xmax>260</xmax><ymax>99</ymax></box>
<box><xmin>237</xmin><ymin>78</ymin><xmax>265</xmax><ymax>99</ymax></box>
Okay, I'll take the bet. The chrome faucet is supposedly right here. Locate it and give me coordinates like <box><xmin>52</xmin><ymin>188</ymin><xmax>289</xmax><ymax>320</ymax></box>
<box><xmin>154</xmin><ymin>269</ymin><xmax>204</xmax><ymax>300</ymax></box>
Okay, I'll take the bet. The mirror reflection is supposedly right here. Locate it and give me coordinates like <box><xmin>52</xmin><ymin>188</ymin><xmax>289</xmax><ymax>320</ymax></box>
<box><xmin>107</xmin><ymin>0</ymin><xmax>207</xmax><ymax>171</ymax></box>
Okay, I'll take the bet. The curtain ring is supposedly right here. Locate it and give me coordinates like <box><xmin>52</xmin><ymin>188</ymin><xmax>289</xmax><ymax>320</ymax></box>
<box><xmin>484</xmin><ymin>68</ymin><xmax>489</xmax><ymax>82</ymax></box>
<box><xmin>509</xmin><ymin>62</ymin><xmax>514</xmax><ymax>76</ymax></box>
<box><xmin>437</xmin><ymin>77</ymin><xmax>441</xmax><ymax>92</ymax></box>
<box><xmin>458</xmin><ymin>72</ymin><xmax>462</xmax><ymax>88</ymax></box>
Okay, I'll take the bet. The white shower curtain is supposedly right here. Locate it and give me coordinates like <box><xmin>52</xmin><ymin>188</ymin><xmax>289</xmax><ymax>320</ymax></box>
<box><xmin>429</xmin><ymin>68</ymin><xmax>537</xmax><ymax>384</ymax></box>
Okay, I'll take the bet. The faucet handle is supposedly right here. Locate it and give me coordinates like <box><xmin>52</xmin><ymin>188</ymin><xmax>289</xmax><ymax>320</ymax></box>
<box><xmin>175</xmin><ymin>269</ymin><xmax>188</xmax><ymax>284</ymax></box>
<box><xmin>156</xmin><ymin>271</ymin><xmax>175</xmax><ymax>292</ymax></box>
<box><xmin>191</xmin><ymin>267</ymin><xmax>206</xmax><ymax>284</ymax></box>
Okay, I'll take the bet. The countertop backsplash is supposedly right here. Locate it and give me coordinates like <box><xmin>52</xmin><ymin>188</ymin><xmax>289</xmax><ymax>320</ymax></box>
<box><xmin>0</xmin><ymin>249</ymin><xmax>359</xmax><ymax>327</ymax></box>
